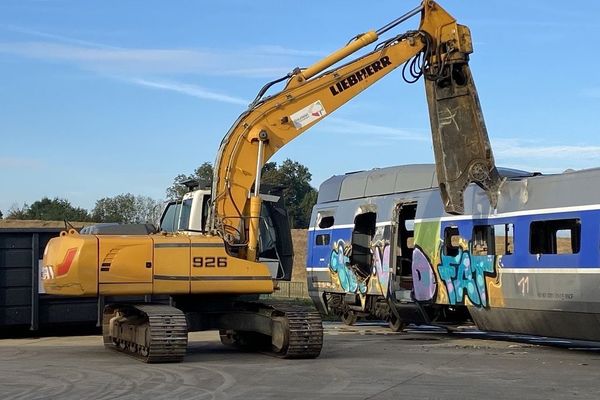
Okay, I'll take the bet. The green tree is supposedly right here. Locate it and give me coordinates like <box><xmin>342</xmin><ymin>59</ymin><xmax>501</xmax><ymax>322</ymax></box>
<box><xmin>166</xmin><ymin>159</ymin><xmax>317</xmax><ymax>228</ymax></box>
<box><xmin>7</xmin><ymin>198</ymin><xmax>91</xmax><ymax>221</ymax></box>
<box><xmin>92</xmin><ymin>193</ymin><xmax>162</xmax><ymax>224</ymax></box>
<box><xmin>166</xmin><ymin>162</ymin><xmax>214</xmax><ymax>200</ymax></box>
<box><xmin>6</xmin><ymin>203</ymin><xmax>28</xmax><ymax>219</ymax></box>
<box><xmin>262</xmin><ymin>159</ymin><xmax>317</xmax><ymax>228</ymax></box>
<box><xmin>0</xmin><ymin>209</ymin><xmax>3</xmax><ymax>219</ymax></box>
<box><xmin>298</xmin><ymin>189</ymin><xmax>318</xmax><ymax>227</ymax></box>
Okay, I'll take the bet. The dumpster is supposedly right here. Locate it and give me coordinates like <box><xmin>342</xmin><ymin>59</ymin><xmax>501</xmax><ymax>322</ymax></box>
<box><xmin>0</xmin><ymin>227</ymin><xmax>100</xmax><ymax>330</ymax></box>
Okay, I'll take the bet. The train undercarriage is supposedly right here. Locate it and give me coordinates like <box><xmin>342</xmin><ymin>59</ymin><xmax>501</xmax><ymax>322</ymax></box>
<box><xmin>325</xmin><ymin>293</ymin><xmax>405</xmax><ymax>331</ymax></box>
<box><xmin>323</xmin><ymin>291</ymin><xmax>471</xmax><ymax>333</ymax></box>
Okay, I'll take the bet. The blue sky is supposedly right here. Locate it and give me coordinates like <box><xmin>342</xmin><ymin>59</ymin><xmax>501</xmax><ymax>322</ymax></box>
<box><xmin>1</xmin><ymin>0</ymin><xmax>599</xmax><ymax>214</ymax></box>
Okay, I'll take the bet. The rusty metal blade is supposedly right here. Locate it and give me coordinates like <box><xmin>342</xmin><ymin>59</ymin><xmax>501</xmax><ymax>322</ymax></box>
<box><xmin>426</xmin><ymin>60</ymin><xmax>503</xmax><ymax>215</ymax></box>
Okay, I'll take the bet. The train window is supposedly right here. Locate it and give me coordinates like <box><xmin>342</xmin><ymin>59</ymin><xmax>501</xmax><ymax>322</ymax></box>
<box><xmin>494</xmin><ymin>224</ymin><xmax>514</xmax><ymax>255</ymax></box>
<box><xmin>529</xmin><ymin>218</ymin><xmax>581</xmax><ymax>255</ymax></box>
<box><xmin>315</xmin><ymin>234</ymin><xmax>330</xmax><ymax>246</ymax></box>
<box><xmin>472</xmin><ymin>225</ymin><xmax>494</xmax><ymax>255</ymax></box>
<box><xmin>318</xmin><ymin>216</ymin><xmax>334</xmax><ymax>229</ymax></box>
<box><xmin>471</xmin><ymin>224</ymin><xmax>514</xmax><ymax>256</ymax></box>
<box><xmin>444</xmin><ymin>226</ymin><xmax>460</xmax><ymax>257</ymax></box>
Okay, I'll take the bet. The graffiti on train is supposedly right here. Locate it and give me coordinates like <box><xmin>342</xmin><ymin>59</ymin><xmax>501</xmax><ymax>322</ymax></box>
<box><xmin>437</xmin><ymin>246</ymin><xmax>496</xmax><ymax>307</ymax></box>
<box><xmin>411</xmin><ymin>246</ymin><xmax>437</xmax><ymax>301</ymax></box>
<box><xmin>371</xmin><ymin>240</ymin><xmax>390</xmax><ymax>293</ymax></box>
<box><xmin>410</xmin><ymin>237</ymin><xmax>498</xmax><ymax>307</ymax></box>
<box><xmin>329</xmin><ymin>240</ymin><xmax>366</xmax><ymax>294</ymax></box>
<box><xmin>370</xmin><ymin>226</ymin><xmax>391</xmax><ymax>293</ymax></box>
<box><xmin>328</xmin><ymin>236</ymin><xmax>390</xmax><ymax>295</ymax></box>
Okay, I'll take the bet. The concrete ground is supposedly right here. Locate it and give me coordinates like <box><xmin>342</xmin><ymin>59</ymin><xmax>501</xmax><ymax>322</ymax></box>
<box><xmin>1</xmin><ymin>322</ymin><xmax>599</xmax><ymax>400</ymax></box>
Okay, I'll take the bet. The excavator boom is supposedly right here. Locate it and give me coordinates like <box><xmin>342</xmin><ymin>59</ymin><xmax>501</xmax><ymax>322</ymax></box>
<box><xmin>211</xmin><ymin>1</ymin><xmax>501</xmax><ymax>259</ymax></box>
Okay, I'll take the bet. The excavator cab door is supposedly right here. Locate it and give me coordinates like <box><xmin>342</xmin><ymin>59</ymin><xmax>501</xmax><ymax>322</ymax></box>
<box><xmin>259</xmin><ymin>195</ymin><xmax>294</xmax><ymax>280</ymax></box>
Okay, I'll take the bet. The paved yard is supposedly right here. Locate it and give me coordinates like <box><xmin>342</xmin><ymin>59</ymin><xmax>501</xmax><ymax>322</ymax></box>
<box><xmin>1</xmin><ymin>322</ymin><xmax>599</xmax><ymax>399</ymax></box>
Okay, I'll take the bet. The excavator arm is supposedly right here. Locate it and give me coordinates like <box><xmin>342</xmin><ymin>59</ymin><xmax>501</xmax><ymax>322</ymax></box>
<box><xmin>211</xmin><ymin>1</ymin><xmax>502</xmax><ymax>260</ymax></box>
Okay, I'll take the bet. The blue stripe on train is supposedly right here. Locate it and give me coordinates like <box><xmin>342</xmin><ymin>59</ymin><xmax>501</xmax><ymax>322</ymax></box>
<box><xmin>306</xmin><ymin>227</ymin><xmax>353</xmax><ymax>270</ymax></box>
<box><xmin>306</xmin><ymin>209</ymin><xmax>600</xmax><ymax>270</ymax></box>
<box><xmin>442</xmin><ymin>209</ymin><xmax>600</xmax><ymax>269</ymax></box>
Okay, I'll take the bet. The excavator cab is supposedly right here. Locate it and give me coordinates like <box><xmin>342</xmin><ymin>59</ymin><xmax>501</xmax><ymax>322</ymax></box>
<box><xmin>159</xmin><ymin>189</ymin><xmax>212</xmax><ymax>233</ymax></box>
<box><xmin>159</xmin><ymin>189</ymin><xmax>293</xmax><ymax>280</ymax></box>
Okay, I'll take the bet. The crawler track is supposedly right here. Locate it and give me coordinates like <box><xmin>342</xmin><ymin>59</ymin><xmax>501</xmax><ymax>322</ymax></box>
<box><xmin>103</xmin><ymin>304</ymin><xmax>188</xmax><ymax>363</ymax></box>
<box><xmin>268</xmin><ymin>301</ymin><xmax>324</xmax><ymax>359</ymax></box>
<box><xmin>102</xmin><ymin>301</ymin><xmax>322</xmax><ymax>362</ymax></box>
<box><xmin>219</xmin><ymin>301</ymin><xmax>323</xmax><ymax>359</ymax></box>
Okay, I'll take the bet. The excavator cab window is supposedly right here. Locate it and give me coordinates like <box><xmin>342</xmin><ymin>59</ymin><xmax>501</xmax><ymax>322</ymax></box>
<box><xmin>259</xmin><ymin>203</ymin><xmax>277</xmax><ymax>258</ymax></box>
<box><xmin>178</xmin><ymin>199</ymin><xmax>193</xmax><ymax>231</ymax></box>
<box><xmin>201</xmin><ymin>194</ymin><xmax>211</xmax><ymax>232</ymax></box>
<box><xmin>260</xmin><ymin>198</ymin><xmax>294</xmax><ymax>280</ymax></box>
<box><xmin>160</xmin><ymin>201</ymin><xmax>181</xmax><ymax>233</ymax></box>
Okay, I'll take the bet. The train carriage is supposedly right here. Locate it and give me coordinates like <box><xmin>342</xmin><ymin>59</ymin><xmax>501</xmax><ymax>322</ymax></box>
<box><xmin>307</xmin><ymin>164</ymin><xmax>600</xmax><ymax>340</ymax></box>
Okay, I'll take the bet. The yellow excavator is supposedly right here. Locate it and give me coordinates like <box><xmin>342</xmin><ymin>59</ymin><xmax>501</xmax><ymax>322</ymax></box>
<box><xmin>42</xmin><ymin>1</ymin><xmax>501</xmax><ymax>362</ymax></box>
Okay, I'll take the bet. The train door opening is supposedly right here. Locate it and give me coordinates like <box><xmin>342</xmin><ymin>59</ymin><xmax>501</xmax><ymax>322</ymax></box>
<box><xmin>394</xmin><ymin>202</ymin><xmax>417</xmax><ymax>301</ymax></box>
<box><xmin>350</xmin><ymin>211</ymin><xmax>377</xmax><ymax>278</ymax></box>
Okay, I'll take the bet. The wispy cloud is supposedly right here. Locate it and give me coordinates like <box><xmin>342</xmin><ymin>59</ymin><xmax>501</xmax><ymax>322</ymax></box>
<box><xmin>128</xmin><ymin>78</ymin><xmax>248</xmax><ymax>105</ymax></box>
<box><xmin>324</xmin><ymin>117</ymin><xmax>428</xmax><ymax>142</ymax></box>
<box><xmin>0</xmin><ymin>157</ymin><xmax>43</xmax><ymax>169</ymax></box>
<box><xmin>0</xmin><ymin>26</ymin><xmax>320</xmax><ymax>78</ymax></box>
<box><xmin>493</xmin><ymin>138</ymin><xmax>600</xmax><ymax>160</ymax></box>
<box><xmin>0</xmin><ymin>26</ymin><xmax>327</xmax><ymax>104</ymax></box>
<box><xmin>0</xmin><ymin>24</ymin><xmax>119</xmax><ymax>49</ymax></box>
<box><xmin>0</xmin><ymin>25</ymin><xmax>327</xmax><ymax>58</ymax></box>
<box><xmin>0</xmin><ymin>41</ymin><xmax>220</xmax><ymax>74</ymax></box>
<box><xmin>491</xmin><ymin>137</ymin><xmax>600</xmax><ymax>173</ymax></box>
<box><xmin>0</xmin><ymin>41</ymin><xmax>305</xmax><ymax>77</ymax></box>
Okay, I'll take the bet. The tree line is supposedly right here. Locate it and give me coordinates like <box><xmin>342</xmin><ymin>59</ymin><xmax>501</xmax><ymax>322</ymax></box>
<box><xmin>3</xmin><ymin>159</ymin><xmax>318</xmax><ymax>228</ymax></box>
<box><xmin>5</xmin><ymin>194</ymin><xmax>163</xmax><ymax>224</ymax></box>
<box><xmin>165</xmin><ymin>159</ymin><xmax>317</xmax><ymax>228</ymax></box>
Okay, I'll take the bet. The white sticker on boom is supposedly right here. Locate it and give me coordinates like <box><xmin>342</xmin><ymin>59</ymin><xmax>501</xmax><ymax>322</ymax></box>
<box><xmin>290</xmin><ymin>100</ymin><xmax>326</xmax><ymax>129</ymax></box>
